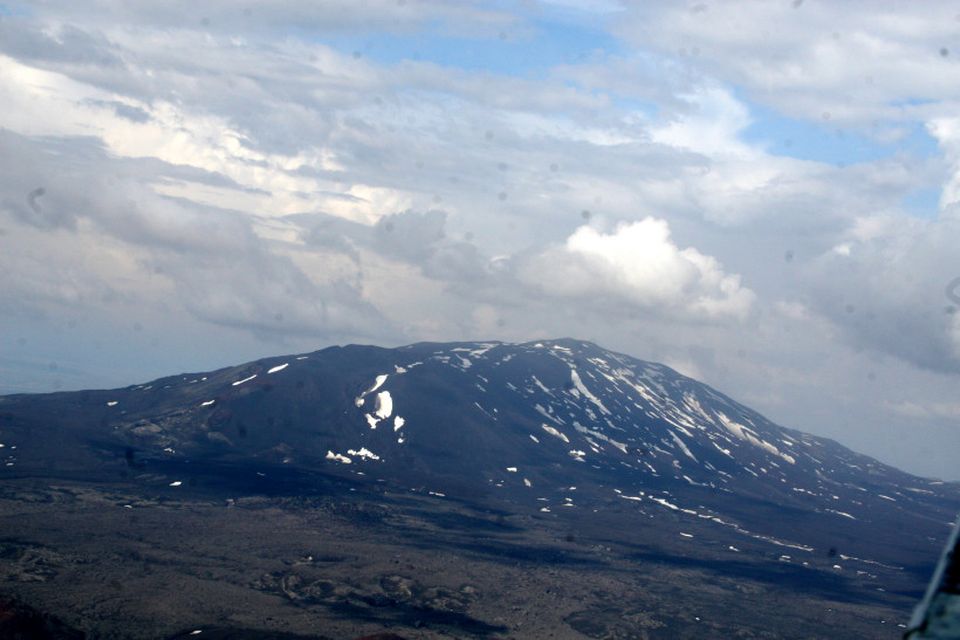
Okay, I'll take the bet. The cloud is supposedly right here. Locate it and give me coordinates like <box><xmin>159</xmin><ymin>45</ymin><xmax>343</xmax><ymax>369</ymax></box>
<box><xmin>613</xmin><ymin>1</ymin><xmax>960</xmax><ymax>126</ymax></box>
<box><xmin>885</xmin><ymin>399</ymin><xmax>960</xmax><ymax>421</ymax></box>
<box><xmin>801</xmin><ymin>211</ymin><xmax>960</xmax><ymax>374</ymax></box>
<box><xmin>25</xmin><ymin>1</ymin><xmax>520</xmax><ymax>38</ymax></box>
<box><xmin>520</xmin><ymin>218</ymin><xmax>755</xmax><ymax>320</ymax></box>
<box><xmin>0</xmin><ymin>130</ymin><xmax>388</xmax><ymax>341</ymax></box>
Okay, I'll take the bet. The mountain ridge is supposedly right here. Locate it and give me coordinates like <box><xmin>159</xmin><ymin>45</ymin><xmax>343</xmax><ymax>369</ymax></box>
<box><xmin>2</xmin><ymin>338</ymin><xmax>956</xmax><ymax>549</ymax></box>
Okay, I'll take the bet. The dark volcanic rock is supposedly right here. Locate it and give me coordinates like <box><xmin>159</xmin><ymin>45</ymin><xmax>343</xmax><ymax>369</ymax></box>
<box><xmin>0</xmin><ymin>594</ymin><xmax>85</xmax><ymax>639</ymax></box>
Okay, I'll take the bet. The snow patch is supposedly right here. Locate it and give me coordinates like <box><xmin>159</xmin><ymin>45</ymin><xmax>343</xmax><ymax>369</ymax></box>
<box><xmin>348</xmin><ymin>447</ymin><xmax>381</xmax><ymax>461</ymax></box>
<box><xmin>531</xmin><ymin>376</ymin><xmax>553</xmax><ymax>395</ymax></box>
<box><xmin>669</xmin><ymin>430</ymin><xmax>698</xmax><ymax>462</ymax></box>
<box><xmin>232</xmin><ymin>374</ymin><xmax>257</xmax><ymax>386</ymax></box>
<box><xmin>326</xmin><ymin>451</ymin><xmax>352</xmax><ymax>464</ymax></box>
<box><xmin>716</xmin><ymin>412</ymin><xmax>795</xmax><ymax>464</ymax></box>
<box><xmin>541</xmin><ymin>424</ymin><xmax>570</xmax><ymax>443</ymax></box>
<box><xmin>826</xmin><ymin>508</ymin><xmax>857</xmax><ymax>520</ymax></box>
<box><xmin>649</xmin><ymin>496</ymin><xmax>681</xmax><ymax>511</ymax></box>
<box><xmin>573</xmin><ymin>422</ymin><xmax>628</xmax><ymax>453</ymax></box>
<box><xmin>374</xmin><ymin>391</ymin><xmax>393</xmax><ymax>419</ymax></box>
<box><xmin>569</xmin><ymin>368</ymin><xmax>610</xmax><ymax>415</ymax></box>
<box><xmin>355</xmin><ymin>374</ymin><xmax>389</xmax><ymax>406</ymax></box>
<box><xmin>267</xmin><ymin>363</ymin><xmax>288</xmax><ymax>374</ymax></box>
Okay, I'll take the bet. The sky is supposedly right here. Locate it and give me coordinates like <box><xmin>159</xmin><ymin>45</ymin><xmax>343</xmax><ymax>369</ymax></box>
<box><xmin>1</xmin><ymin>1</ymin><xmax>960</xmax><ymax>480</ymax></box>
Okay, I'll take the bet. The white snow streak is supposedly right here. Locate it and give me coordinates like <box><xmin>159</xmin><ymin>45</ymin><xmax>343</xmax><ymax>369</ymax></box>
<box><xmin>232</xmin><ymin>374</ymin><xmax>257</xmax><ymax>386</ymax></box>
<box><xmin>326</xmin><ymin>451</ymin><xmax>352</xmax><ymax>464</ymax></box>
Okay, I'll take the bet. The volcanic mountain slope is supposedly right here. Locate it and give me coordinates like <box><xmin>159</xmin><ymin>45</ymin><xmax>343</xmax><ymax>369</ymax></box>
<box><xmin>2</xmin><ymin>338</ymin><xmax>958</xmax><ymax>579</ymax></box>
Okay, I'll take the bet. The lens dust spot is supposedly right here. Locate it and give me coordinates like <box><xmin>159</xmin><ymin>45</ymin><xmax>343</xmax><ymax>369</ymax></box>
<box><xmin>946</xmin><ymin>277</ymin><xmax>960</xmax><ymax>306</ymax></box>
<box><xmin>27</xmin><ymin>187</ymin><xmax>45</xmax><ymax>213</ymax></box>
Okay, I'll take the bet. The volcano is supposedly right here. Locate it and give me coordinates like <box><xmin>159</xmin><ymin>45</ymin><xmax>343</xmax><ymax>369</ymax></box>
<box><xmin>0</xmin><ymin>339</ymin><xmax>957</xmax><ymax>639</ymax></box>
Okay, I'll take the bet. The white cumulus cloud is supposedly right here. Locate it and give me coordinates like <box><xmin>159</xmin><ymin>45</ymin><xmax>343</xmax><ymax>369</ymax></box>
<box><xmin>521</xmin><ymin>217</ymin><xmax>754</xmax><ymax>320</ymax></box>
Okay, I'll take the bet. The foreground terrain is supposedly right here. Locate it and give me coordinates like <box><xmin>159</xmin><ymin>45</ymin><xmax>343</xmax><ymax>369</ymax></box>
<box><xmin>0</xmin><ymin>474</ymin><xmax>933</xmax><ymax>639</ymax></box>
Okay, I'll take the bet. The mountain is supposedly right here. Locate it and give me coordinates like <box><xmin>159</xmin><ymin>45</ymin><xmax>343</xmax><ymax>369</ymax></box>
<box><xmin>1</xmin><ymin>338</ymin><xmax>958</xmax><ymax>639</ymax></box>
